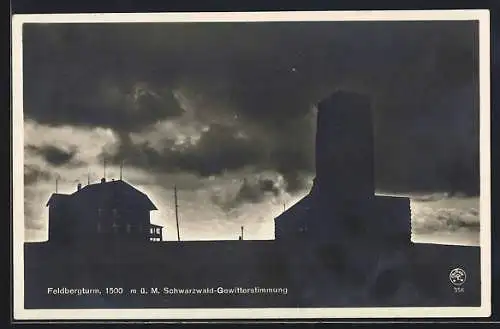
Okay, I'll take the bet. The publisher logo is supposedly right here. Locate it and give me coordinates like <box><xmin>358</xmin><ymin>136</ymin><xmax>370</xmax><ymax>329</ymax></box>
<box><xmin>449</xmin><ymin>268</ymin><xmax>466</xmax><ymax>287</ymax></box>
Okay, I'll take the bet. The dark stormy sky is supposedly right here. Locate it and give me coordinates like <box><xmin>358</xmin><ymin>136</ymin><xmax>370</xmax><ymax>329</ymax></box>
<box><xmin>22</xmin><ymin>20</ymin><xmax>481</xmax><ymax>243</ymax></box>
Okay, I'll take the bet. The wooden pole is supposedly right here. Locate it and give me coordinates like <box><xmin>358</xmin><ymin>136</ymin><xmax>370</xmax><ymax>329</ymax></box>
<box><xmin>174</xmin><ymin>185</ymin><xmax>180</xmax><ymax>241</ymax></box>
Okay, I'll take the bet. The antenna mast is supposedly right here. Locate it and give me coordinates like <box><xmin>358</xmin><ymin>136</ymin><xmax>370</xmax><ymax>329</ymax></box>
<box><xmin>87</xmin><ymin>169</ymin><xmax>90</xmax><ymax>185</ymax></box>
<box><xmin>55</xmin><ymin>177</ymin><xmax>58</xmax><ymax>193</ymax></box>
<box><xmin>103</xmin><ymin>158</ymin><xmax>106</xmax><ymax>180</ymax></box>
<box><xmin>174</xmin><ymin>185</ymin><xmax>181</xmax><ymax>241</ymax></box>
<box><xmin>120</xmin><ymin>161</ymin><xmax>123</xmax><ymax>180</ymax></box>
<box><xmin>241</xmin><ymin>226</ymin><xmax>244</xmax><ymax>240</ymax></box>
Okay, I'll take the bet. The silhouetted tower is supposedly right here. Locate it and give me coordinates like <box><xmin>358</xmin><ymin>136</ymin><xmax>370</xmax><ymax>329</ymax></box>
<box><xmin>314</xmin><ymin>91</ymin><xmax>374</xmax><ymax>201</ymax></box>
<box><xmin>275</xmin><ymin>91</ymin><xmax>411</xmax><ymax>242</ymax></box>
<box><xmin>241</xmin><ymin>226</ymin><xmax>244</xmax><ymax>240</ymax></box>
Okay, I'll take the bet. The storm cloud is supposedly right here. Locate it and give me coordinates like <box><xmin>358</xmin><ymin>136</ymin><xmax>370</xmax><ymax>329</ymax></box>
<box><xmin>101</xmin><ymin>123</ymin><xmax>264</xmax><ymax>176</ymax></box>
<box><xmin>24</xmin><ymin>164</ymin><xmax>53</xmax><ymax>185</ymax></box>
<box><xmin>412</xmin><ymin>207</ymin><xmax>480</xmax><ymax>234</ymax></box>
<box><xmin>211</xmin><ymin>176</ymin><xmax>282</xmax><ymax>212</ymax></box>
<box><xmin>26</xmin><ymin>144</ymin><xmax>83</xmax><ymax>167</ymax></box>
<box><xmin>22</xmin><ymin>20</ymin><xmax>480</xmax><ymax>197</ymax></box>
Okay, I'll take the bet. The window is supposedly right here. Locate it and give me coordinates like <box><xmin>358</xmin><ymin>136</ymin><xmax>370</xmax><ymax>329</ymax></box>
<box><xmin>112</xmin><ymin>222</ymin><xmax>119</xmax><ymax>233</ymax></box>
<box><xmin>97</xmin><ymin>222</ymin><xmax>101</xmax><ymax>233</ymax></box>
<box><xmin>98</xmin><ymin>208</ymin><xmax>103</xmax><ymax>217</ymax></box>
<box><xmin>112</xmin><ymin>209</ymin><xmax>119</xmax><ymax>217</ymax></box>
<box><xmin>126</xmin><ymin>224</ymin><xmax>131</xmax><ymax>233</ymax></box>
<box><xmin>156</xmin><ymin>228</ymin><xmax>161</xmax><ymax>234</ymax></box>
<box><xmin>150</xmin><ymin>228</ymin><xmax>154</xmax><ymax>234</ymax></box>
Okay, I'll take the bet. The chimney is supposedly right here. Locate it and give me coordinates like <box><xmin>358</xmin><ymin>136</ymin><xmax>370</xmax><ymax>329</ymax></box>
<box><xmin>77</xmin><ymin>183</ymin><xmax>82</xmax><ymax>191</ymax></box>
<box><xmin>101</xmin><ymin>178</ymin><xmax>106</xmax><ymax>183</ymax></box>
<box><xmin>314</xmin><ymin>91</ymin><xmax>374</xmax><ymax>199</ymax></box>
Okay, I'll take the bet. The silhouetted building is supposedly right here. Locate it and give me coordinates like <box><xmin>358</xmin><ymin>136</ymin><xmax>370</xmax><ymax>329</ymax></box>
<box><xmin>275</xmin><ymin>91</ymin><xmax>411</xmax><ymax>243</ymax></box>
<box><xmin>46</xmin><ymin>178</ymin><xmax>162</xmax><ymax>244</ymax></box>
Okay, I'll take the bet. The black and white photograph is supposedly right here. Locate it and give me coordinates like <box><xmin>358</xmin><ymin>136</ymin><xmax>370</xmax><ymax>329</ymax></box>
<box><xmin>12</xmin><ymin>10</ymin><xmax>491</xmax><ymax>320</ymax></box>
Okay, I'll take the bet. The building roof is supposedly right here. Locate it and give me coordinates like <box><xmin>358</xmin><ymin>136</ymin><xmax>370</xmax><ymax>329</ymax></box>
<box><xmin>45</xmin><ymin>193</ymin><xmax>72</xmax><ymax>207</ymax></box>
<box><xmin>46</xmin><ymin>179</ymin><xmax>157</xmax><ymax>211</ymax></box>
<box><xmin>275</xmin><ymin>193</ymin><xmax>313</xmax><ymax>223</ymax></box>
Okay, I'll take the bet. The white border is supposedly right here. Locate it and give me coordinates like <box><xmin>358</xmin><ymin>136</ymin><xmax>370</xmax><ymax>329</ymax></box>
<box><xmin>11</xmin><ymin>10</ymin><xmax>491</xmax><ymax>320</ymax></box>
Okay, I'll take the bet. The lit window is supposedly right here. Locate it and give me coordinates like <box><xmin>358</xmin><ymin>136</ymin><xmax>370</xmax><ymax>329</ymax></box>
<box><xmin>156</xmin><ymin>228</ymin><xmax>161</xmax><ymax>234</ymax></box>
<box><xmin>150</xmin><ymin>228</ymin><xmax>154</xmax><ymax>234</ymax></box>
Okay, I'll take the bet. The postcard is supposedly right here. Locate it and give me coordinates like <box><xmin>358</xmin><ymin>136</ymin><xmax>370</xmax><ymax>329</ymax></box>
<box><xmin>11</xmin><ymin>9</ymin><xmax>491</xmax><ymax>320</ymax></box>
